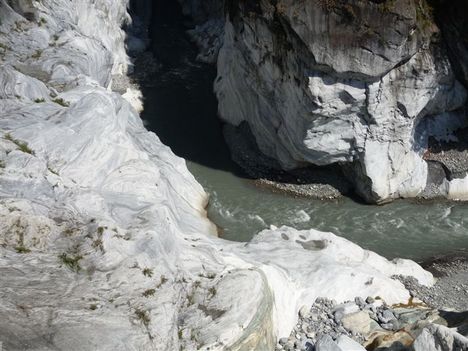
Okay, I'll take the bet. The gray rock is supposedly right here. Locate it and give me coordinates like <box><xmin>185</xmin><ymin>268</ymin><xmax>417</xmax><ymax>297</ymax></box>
<box><xmin>299</xmin><ymin>305</ymin><xmax>311</xmax><ymax>319</ymax></box>
<box><xmin>380</xmin><ymin>323</ymin><xmax>395</xmax><ymax>331</ymax></box>
<box><xmin>334</xmin><ymin>310</ymin><xmax>345</xmax><ymax>323</ymax></box>
<box><xmin>378</xmin><ymin>309</ymin><xmax>396</xmax><ymax>324</ymax></box>
<box><xmin>304</xmin><ymin>341</ymin><xmax>314</xmax><ymax>351</ymax></box>
<box><xmin>336</xmin><ymin>335</ymin><xmax>366</xmax><ymax>350</ymax></box>
<box><xmin>341</xmin><ymin>311</ymin><xmax>373</xmax><ymax>335</ymax></box>
<box><xmin>284</xmin><ymin>341</ymin><xmax>295</xmax><ymax>351</ymax></box>
<box><xmin>413</xmin><ymin>324</ymin><xmax>468</xmax><ymax>351</ymax></box>
<box><xmin>333</xmin><ymin>302</ymin><xmax>360</xmax><ymax>316</ymax></box>
<box><xmin>365</xmin><ymin>297</ymin><xmax>375</xmax><ymax>304</ymax></box>
<box><xmin>355</xmin><ymin>297</ymin><xmax>365</xmax><ymax>307</ymax></box>
<box><xmin>315</xmin><ymin>334</ymin><xmax>341</xmax><ymax>351</ymax></box>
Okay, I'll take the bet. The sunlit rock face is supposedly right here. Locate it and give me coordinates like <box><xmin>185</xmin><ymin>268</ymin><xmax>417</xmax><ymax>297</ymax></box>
<box><xmin>214</xmin><ymin>0</ymin><xmax>467</xmax><ymax>203</ymax></box>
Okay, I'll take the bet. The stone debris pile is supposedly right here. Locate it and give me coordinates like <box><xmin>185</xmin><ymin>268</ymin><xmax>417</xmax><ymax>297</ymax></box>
<box><xmin>276</xmin><ymin>296</ymin><xmax>467</xmax><ymax>351</ymax></box>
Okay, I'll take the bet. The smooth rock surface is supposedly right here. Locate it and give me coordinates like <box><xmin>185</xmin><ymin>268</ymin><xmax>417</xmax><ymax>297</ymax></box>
<box><xmin>341</xmin><ymin>311</ymin><xmax>375</xmax><ymax>335</ymax></box>
<box><xmin>336</xmin><ymin>335</ymin><xmax>366</xmax><ymax>351</ymax></box>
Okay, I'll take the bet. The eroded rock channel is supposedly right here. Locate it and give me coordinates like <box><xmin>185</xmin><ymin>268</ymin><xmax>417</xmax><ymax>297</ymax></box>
<box><xmin>131</xmin><ymin>0</ymin><xmax>468</xmax><ymax>262</ymax></box>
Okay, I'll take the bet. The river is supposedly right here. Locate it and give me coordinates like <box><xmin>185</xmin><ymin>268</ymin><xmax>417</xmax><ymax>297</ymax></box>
<box><xmin>140</xmin><ymin>0</ymin><xmax>468</xmax><ymax>261</ymax></box>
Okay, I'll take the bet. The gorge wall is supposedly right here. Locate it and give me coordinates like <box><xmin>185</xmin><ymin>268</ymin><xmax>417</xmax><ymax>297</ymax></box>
<box><xmin>186</xmin><ymin>0</ymin><xmax>468</xmax><ymax>203</ymax></box>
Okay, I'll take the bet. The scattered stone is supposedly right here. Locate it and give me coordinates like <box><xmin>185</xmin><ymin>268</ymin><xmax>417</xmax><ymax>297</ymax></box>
<box><xmin>378</xmin><ymin>309</ymin><xmax>396</xmax><ymax>324</ymax></box>
<box><xmin>277</xmin><ymin>285</ymin><xmax>467</xmax><ymax>351</ymax></box>
<box><xmin>304</xmin><ymin>340</ymin><xmax>314</xmax><ymax>351</ymax></box>
<box><xmin>394</xmin><ymin>254</ymin><xmax>468</xmax><ymax>312</ymax></box>
<box><xmin>299</xmin><ymin>305</ymin><xmax>310</xmax><ymax>319</ymax></box>
<box><xmin>333</xmin><ymin>302</ymin><xmax>360</xmax><ymax>316</ymax></box>
<box><xmin>336</xmin><ymin>335</ymin><xmax>366</xmax><ymax>350</ymax></box>
<box><xmin>223</xmin><ymin>123</ymin><xmax>352</xmax><ymax>200</ymax></box>
<box><xmin>341</xmin><ymin>311</ymin><xmax>374</xmax><ymax>335</ymax></box>
<box><xmin>315</xmin><ymin>334</ymin><xmax>341</xmax><ymax>351</ymax></box>
<box><xmin>355</xmin><ymin>297</ymin><xmax>365</xmax><ymax>307</ymax></box>
<box><xmin>334</xmin><ymin>310</ymin><xmax>345</xmax><ymax>323</ymax></box>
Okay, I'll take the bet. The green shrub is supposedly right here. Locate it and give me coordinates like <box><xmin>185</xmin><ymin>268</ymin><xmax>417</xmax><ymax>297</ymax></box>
<box><xmin>134</xmin><ymin>309</ymin><xmax>150</xmax><ymax>326</ymax></box>
<box><xmin>31</xmin><ymin>49</ymin><xmax>42</xmax><ymax>59</ymax></box>
<box><xmin>4</xmin><ymin>134</ymin><xmax>35</xmax><ymax>155</ymax></box>
<box><xmin>142</xmin><ymin>268</ymin><xmax>153</xmax><ymax>277</ymax></box>
<box><xmin>52</xmin><ymin>98</ymin><xmax>70</xmax><ymax>107</ymax></box>
<box><xmin>58</xmin><ymin>253</ymin><xmax>83</xmax><ymax>272</ymax></box>
<box><xmin>142</xmin><ymin>289</ymin><xmax>156</xmax><ymax>297</ymax></box>
<box><xmin>15</xmin><ymin>246</ymin><xmax>31</xmax><ymax>254</ymax></box>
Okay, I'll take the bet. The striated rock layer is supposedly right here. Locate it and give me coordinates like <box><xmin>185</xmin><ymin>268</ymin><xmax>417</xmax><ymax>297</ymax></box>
<box><xmin>0</xmin><ymin>0</ymin><xmax>439</xmax><ymax>350</ymax></box>
<box><xmin>213</xmin><ymin>0</ymin><xmax>468</xmax><ymax>203</ymax></box>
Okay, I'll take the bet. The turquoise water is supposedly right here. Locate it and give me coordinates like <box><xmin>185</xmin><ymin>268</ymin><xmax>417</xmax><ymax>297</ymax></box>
<box><xmin>141</xmin><ymin>0</ymin><xmax>468</xmax><ymax>261</ymax></box>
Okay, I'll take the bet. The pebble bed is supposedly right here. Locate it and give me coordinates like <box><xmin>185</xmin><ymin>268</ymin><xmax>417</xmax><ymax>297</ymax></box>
<box><xmin>275</xmin><ymin>295</ymin><xmax>436</xmax><ymax>351</ymax></box>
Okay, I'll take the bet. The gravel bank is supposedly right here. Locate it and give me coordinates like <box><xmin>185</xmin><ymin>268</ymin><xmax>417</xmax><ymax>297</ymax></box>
<box><xmin>223</xmin><ymin>123</ymin><xmax>353</xmax><ymax>200</ymax></box>
<box><xmin>277</xmin><ymin>254</ymin><xmax>468</xmax><ymax>350</ymax></box>
<box><xmin>275</xmin><ymin>296</ymin><xmax>443</xmax><ymax>351</ymax></box>
<box><xmin>396</xmin><ymin>252</ymin><xmax>468</xmax><ymax>313</ymax></box>
<box><xmin>425</xmin><ymin>128</ymin><xmax>468</xmax><ymax>180</ymax></box>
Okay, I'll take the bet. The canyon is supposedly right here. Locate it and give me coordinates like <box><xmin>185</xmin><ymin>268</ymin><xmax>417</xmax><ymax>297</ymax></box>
<box><xmin>0</xmin><ymin>0</ymin><xmax>467</xmax><ymax>350</ymax></box>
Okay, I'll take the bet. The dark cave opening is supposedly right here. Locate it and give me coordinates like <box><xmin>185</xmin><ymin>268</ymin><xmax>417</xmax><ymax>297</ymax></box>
<box><xmin>130</xmin><ymin>0</ymin><xmax>248</xmax><ymax>178</ymax></box>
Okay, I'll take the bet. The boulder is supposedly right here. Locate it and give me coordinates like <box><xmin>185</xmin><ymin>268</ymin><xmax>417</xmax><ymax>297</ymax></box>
<box><xmin>342</xmin><ymin>311</ymin><xmax>379</xmax><ymax>335</ymax></box>
<box><xmin>315</xmin><ymin>335</ymin><xmax>342</xmax><ymax>351</ymax></box>
<box><xmin>413</xmin><ymin>324</ymin><xmax>468</xmax><ymax>351</ymax></box>
<box><xmin>336</xmin><ymin>335</ymin><xmax>366</xmax><ymax>351</ymax></box>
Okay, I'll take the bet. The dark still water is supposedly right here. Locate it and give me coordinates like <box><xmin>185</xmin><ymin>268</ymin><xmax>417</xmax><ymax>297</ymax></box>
<box><xmin>140</xmin><ymin>0</ymin><xmax>468</xmax><ymax>261</ymax></box>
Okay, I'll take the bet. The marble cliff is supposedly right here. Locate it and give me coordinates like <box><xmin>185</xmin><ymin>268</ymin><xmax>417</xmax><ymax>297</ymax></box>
<box><xmin>207</xmin><ymin>0</ymin><xmax>468</xmax><ymax>203</ymax></box>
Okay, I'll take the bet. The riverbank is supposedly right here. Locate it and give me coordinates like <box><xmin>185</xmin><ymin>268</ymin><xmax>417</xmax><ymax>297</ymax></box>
<box><xmin>398</xmin><ymin>252</ymin><xmax>468</xmax><ymax>312</ymax></box>
<box><xmin>275</xmin><ymin>254</ymin><xmax>468</xmax><ymax>351</ymax></box>
<box><xmin>223</xmin><ymin>123</ymin><xmax>353</xmax><ymax>200</ymax></box>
